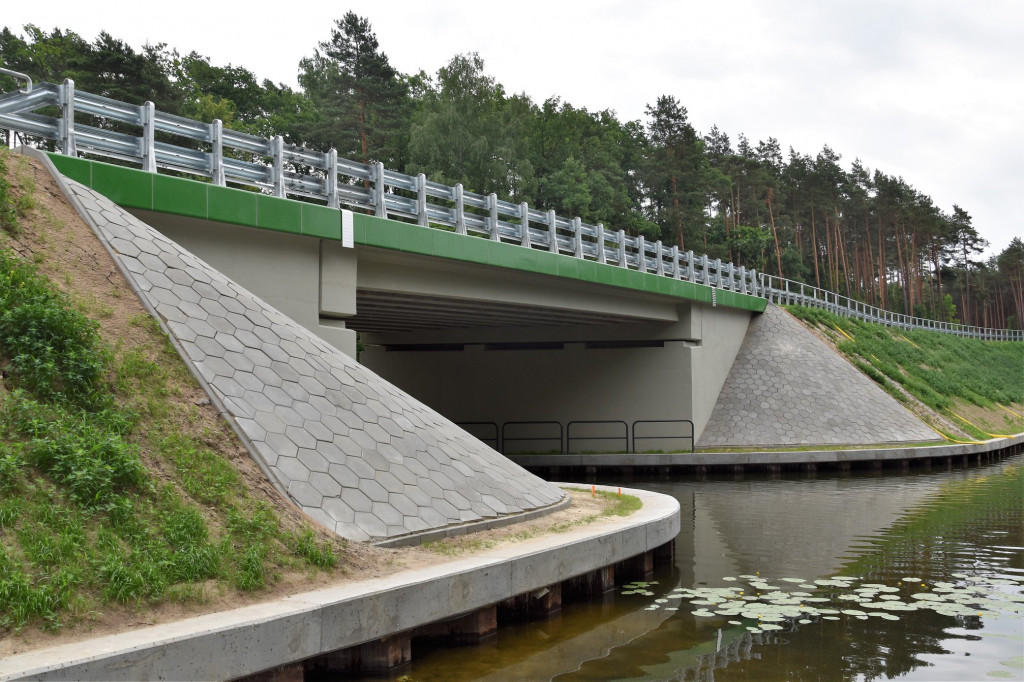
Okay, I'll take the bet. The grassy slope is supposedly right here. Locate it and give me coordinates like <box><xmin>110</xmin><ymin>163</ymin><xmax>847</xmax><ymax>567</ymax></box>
<box><xmin>785</xmin><ymin>305</ymin><xmax>1024</xmax><ymax>442</ymax></box>
<box><xmin>0</xmin><ymin>150</ymin><xmax>345</xmax><ymax>634</ymax></box>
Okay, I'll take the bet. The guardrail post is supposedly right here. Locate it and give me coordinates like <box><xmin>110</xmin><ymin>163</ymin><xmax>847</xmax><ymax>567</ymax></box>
<box><xmin>520</xmin><ymin>202</ymin><xmax>530</xmax><ymax>247</ymax></box>
<box><xmin>714</xmin><ymin>258</ymin><xmax>722</xmax><ymax>288</ymax></box>
<box><xmin>636</xmin><ymin>236</ymin><xmax>647</xmax><ymax>272</ymax></box>
<box><xmin>211</xmin><ymin>119</ymin><xmax>225</xmax><ymax>186</ymax></box>
<box><xmin>454</xmin><ymin>183</ymin><xmax>465</xmax><ymax>234</ymax></box>
<box><xmin>416</xmin><ymin>173</ymin><xmax>428</xmax><ymax>226</ymax></box>
<box><xmin>686</xmin><ymin>251</ymin><xmax>695</xmax><ymax>282</ymax></box>
<box><xmin>573</xmin><ymin>217</ymin><xmax>583</xmax><ymax>258</ymax></box>
<box><xmin>738</xmin><ymin>266</ymin><xmax>746</xmax><ymax>293</ymax></box>
<box><xmin>271</xmin><ymin>135</ymin><xmax>285</xmax><ymax>198</ymax></box>
<box><xmin>655</xmin><ymin>241</ymin><xmax>665</xmax><ymax>276</ymax></box>
<box><xmin>59</xmin><ymin>79</ymin><xmax>76</xmax><ymax>156</ymax></box>
<box><xmin>618</xmin><ymin>230</ymin><xmax>627</xmax><ymax>266</ymax></box>
<box><xmin>489</xmin><ymin>193</ymin><xmax>499</xmax><ymax>240</ymax></box>
<box><xmin>596</xmin><ymin>223</ymin><xmax>607</xmax><ymax>263</ymax></box>
<box><xmin>141</xmin><ymin>101</ymin><xmax>156</xmax><ymax>173</ymax></box>
<box><xmin>374</xmin><ymin>161</ymin><xmax>387</xmax><ymax>219</ymax></box>
<box><xmin>672</xmin><ymin>245</ymin><xmax>681</xmax><ymax>279</ymax></box>
<box><xmin>326</xmin><ymin>148</ymin><xmax>339</xmax><ymax>208</ymax></box>
<box><xmin>548</xmin><ymin>210</ymin><xmax>558</xmax><ymax>253</ymax></box>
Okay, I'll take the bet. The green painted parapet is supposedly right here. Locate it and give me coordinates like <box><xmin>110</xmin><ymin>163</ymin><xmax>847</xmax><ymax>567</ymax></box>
<box><xmin>47</xmin><ymin>154</ymin><xmax>767</xmax><ymax>314</ymax></box>
<box><xmin>48</xmin><ymin>153</ymin><xmax>341</xmax><ymax>240</ymax></box>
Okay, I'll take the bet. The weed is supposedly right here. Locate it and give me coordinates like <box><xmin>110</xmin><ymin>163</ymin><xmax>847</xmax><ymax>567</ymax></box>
<box><xmin>227</xmin><ymin>503</ymin><xmax>279</xmax><ymax>543</ymax></box>
<box><xmin>0</xmin><ymin>445</ymin><xmax>23</xmax><ymax>491</ymax></box>
<box><xmin>161</xmin><ymin>434</ymin><xmax>242</xmax><ymax>507</ymax></box>
<box><xmin>292</xmin><ymin>528</ymin><xmax>337</xmax><ymax>569</ymax></box>
<box><xmin>99</xmin><ymin>555</ymin><xmax>149</xmax><ymax>604</ymax></box>
<box><xmin>27</xmin><ymin>418</ymin><xmax>148</xmax><ymax>508</ymax></box>
<box><xmin>0</xmin><ymin>250</ymin><xmax>109</xmax><ymax>407</ymax></box>
<box><xmin>235</xmin><ymin>543</ymin><xmax>267</xmax><ymax>590</ymax></box>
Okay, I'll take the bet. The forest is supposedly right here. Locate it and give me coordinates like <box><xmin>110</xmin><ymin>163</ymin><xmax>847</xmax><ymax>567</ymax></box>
<box><xmin>1</xmin><ymin>16</ymin><xmax>1021</xmax><ymax>330</ymax></box>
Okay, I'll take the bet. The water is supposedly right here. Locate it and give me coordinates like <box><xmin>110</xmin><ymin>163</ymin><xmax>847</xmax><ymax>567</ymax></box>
<box><xmin>397</xmin><ymin>455</ymin><xmax>1024</xmax><ymax>681</ymax></box>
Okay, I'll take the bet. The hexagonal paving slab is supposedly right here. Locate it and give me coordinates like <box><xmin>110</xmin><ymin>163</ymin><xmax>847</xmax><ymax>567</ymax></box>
<box><xmin>63</xmin><ymin>180</ymin><xmax>566</xmax><ymax>542</ymax></box>
<box><xmin>698</xmin><ymin>303</ymin><xmax>940</xmax><ymax>448</ymax></box>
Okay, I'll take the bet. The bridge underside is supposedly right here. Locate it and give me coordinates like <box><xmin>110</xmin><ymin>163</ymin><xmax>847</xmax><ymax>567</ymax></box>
<box><xmin>129</xmin><ymin>210</ymin><xmax>752</xmax><ymax>450</ymax></box>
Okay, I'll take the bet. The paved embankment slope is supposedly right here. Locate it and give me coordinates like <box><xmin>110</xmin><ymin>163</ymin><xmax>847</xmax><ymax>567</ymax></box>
<box><xmin>698</xmin><ymin>303</ymin><xmax>941</xmax><ymax>448</ymax></box>
<box><xmin>31</xmin><ymin>149</ymin><xmax>565</xmax><ymax>544</ymax></box>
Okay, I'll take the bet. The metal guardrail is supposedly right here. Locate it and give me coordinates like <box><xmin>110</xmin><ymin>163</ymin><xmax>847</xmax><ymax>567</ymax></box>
<box><xmin>0</xmin><ymin>78</ymin><xmax>759</xmax><ymax>297</ymax></box>
<box><xmin>501</xmin><ymin>421</ymin><xmax>564</xmax><ymax>455</ymax></box>
<box><xmin>761</xmin><ymin>274</ymin><xmax>1023</xmax><ymax>342</ymax></box>
<box><xmin>566</xmin><ymin>420</ymin><xmax>629</xmax><ymax>454</ymax></box>
<box><xmin>454</xmin><ymin>422</ymin><xmax>499</xmax><ymax>450</ymax></box>
<box><xmin>632</xmin><ymin>419</ymin><xmax>695</xmax><ymax>454</ymax></box>
<box><xmin>0</xmin><ymin>76</ymin><xmax>1019</xmax><ymax>341</ymax></box>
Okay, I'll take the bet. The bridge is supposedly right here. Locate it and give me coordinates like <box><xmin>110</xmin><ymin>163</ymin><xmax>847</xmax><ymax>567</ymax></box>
<box><xmin>0</xmin><ymin>75</ymin><xmax>1010</xmax><ymax>456</ymax></box>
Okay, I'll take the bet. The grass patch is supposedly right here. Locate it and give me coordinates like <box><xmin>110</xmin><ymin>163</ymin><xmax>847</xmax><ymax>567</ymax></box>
<box><xmin>0</xmin><ymin>149</ymin><xmax>347</xmax><ymax>634</ymax></box>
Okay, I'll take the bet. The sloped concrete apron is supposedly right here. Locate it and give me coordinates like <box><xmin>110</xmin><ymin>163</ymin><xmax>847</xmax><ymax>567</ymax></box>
<box><xmin>31</xmin><ymin>150</ymin><xmax>566</xmax><ymax>543</ymax></box>
<box><xmin>0</xmin><ymin>485</ymin><xmax>680</xmax><ymax>682</ymax></box>
<box><xmin>698</xmin><ymin>303</ymin><xmax>941</xmax><ymax>448</ymax></box>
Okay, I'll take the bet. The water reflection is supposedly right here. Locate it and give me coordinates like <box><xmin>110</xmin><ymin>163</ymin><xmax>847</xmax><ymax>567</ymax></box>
<box><xmin>401</xmin><ymin>455</ymin><xmax>1024</xmax><ymax>682</ymax></box>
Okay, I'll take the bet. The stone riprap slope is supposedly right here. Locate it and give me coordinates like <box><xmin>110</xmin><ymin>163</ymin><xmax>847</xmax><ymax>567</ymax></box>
<box><xmin>58</xmin><ymin>177</ymin><xmax>565</xmax><ymax>543</ymax></box>
<box><xmin>698</xmin><ymin>303</ymin><xmax>940</xmax><ymax>448</ymax></box>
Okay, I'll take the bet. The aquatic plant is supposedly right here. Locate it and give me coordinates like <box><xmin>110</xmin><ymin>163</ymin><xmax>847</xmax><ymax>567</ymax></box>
<box><xmin>622</xmin><ymin>572</ymin><xmax>1024</xmax><ymax>636</ymax></box>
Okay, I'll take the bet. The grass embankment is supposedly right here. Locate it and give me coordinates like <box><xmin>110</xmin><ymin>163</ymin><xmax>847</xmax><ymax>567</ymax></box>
<box><xmin>0</xmin><ymin>150</ymin><xmax>344</xmax><ymax>634</ymax></box>
<box><xmin>785</xmin><ymin>305</ymin><xmax>1024</xmax><ymax>442</ymax></box>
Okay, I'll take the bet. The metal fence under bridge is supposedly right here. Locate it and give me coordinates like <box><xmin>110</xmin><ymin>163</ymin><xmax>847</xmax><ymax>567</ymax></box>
<box><xmin>457</xmin><ymin>420</ymin><xmax>695</xmax><ymax>455</ymax></box>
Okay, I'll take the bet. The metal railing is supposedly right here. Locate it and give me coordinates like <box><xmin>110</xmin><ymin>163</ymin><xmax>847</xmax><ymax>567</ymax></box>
<box><xmin>761</xmin><ymin>274</ymin><xmax>1023</xmax><ymax>341</ymax></box>
<box><xmin>0</xmin><ymin>76</ymin><xmax>1020</xmax><ymax>341</ymax></box>
<box><xmin>0</xmin><ymin>78</ymin><xmax>760</xmax><ymax>297</ymax></box>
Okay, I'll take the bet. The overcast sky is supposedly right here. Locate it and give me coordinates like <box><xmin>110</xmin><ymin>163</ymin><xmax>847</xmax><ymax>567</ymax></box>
<box><xmin>6</xmin><ymin>0</ymin><xmax>1022</xmax><ymax>255</ymax></box>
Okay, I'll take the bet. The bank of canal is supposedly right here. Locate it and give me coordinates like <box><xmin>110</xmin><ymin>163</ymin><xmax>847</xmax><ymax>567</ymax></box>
<box><xmin>392</xmin><ymin>452</ymin><xmax>1024</xmax><ymax>681</ymax></box>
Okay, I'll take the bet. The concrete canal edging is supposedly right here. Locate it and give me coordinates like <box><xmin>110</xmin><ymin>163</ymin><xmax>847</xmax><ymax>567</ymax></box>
<box><xmin>509</xmin><ymin>433</ymin><xmax>1024</xmax><ymax>476</ymax></box>
<box><xmin>0</xmin><ymin>485</ymin><xmax>679</xmax><ymax>681</ymax></box>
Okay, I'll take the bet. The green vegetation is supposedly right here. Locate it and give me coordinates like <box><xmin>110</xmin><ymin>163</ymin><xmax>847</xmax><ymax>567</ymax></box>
<box><xmin>0</xmin><ymin>152</ymin><xmax>341</xmax><ymax>632</ymax></box>
<box><xmin>842</xmin><ymin>462</ymin><xmax>1023</xmax><ymax>580</ymax></box>
<box><xmin>786</xmin><ymin>305</ymin><xmax>1024</xmax><ymax>440</ymax></box>
<box><xmin>3</xmin><ymin>19</ymin><xmax>1023</xmax><ymax>330</ymax></box>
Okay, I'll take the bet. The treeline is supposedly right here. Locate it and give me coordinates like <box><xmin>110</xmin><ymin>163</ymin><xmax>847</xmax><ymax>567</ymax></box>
<box><xmin>2</xmin><ymin>17</ymin><xmax>1021</xmax><ymax>330</ymax></box>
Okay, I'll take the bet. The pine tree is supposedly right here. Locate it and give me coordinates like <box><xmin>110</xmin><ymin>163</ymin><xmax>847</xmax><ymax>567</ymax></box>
<box><xmin>299</xmin><ymin>13</ymin><xmax>408</xmax><ymax>166</ymax></box>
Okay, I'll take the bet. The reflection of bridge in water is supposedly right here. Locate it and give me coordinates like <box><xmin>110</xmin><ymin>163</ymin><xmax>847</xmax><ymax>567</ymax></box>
<box><xmin>683</xmin><ymin>476</ymin><xmax>941</xmax><ymax>582</ymax></box>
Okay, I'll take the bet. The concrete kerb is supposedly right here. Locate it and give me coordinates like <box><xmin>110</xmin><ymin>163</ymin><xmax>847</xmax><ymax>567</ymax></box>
<box><xmin>373</xmin><ymin>493</ymin><xmax>572</xmax><ymax>548</ymax></box>
<box><xmin>0</xmin><ymin>485</ymin><xmax>680</xmax><ymax>682</ymax></box>
<box><xmin>507</xmin><ymin>433</ymin><xmax>1024</xmax><ymax>469</ymax></box>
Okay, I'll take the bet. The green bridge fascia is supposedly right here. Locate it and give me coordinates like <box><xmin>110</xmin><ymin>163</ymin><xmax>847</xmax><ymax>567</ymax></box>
<box><xmin>49</xmin><ymin>154</ymin><xmax>767</xmax><ymax>314</ymax></box>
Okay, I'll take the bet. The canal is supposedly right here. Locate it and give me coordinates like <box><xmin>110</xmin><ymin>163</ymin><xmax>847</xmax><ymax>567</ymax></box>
<box><xmin>377</xmin><ymin>453</ymin><xmax>1023</xmax><ymax>681</ymax></box>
